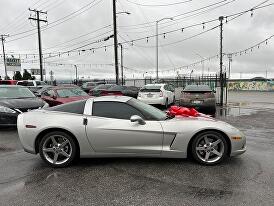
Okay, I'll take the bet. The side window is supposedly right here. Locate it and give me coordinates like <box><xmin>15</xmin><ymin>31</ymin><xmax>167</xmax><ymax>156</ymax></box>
<box><xmin>164</xmin><ymin>85</ymin><xmax>169</xmax><ymax>91</ymax></box>
<box><xmin>92</xmin><ymin>101</ymin><xmax>145</xmax><ymax>120</ymax></box>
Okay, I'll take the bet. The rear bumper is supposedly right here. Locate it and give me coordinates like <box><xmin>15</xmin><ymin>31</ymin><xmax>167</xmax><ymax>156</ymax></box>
<box><xmin>179</xmin><ymin>100</ymin><xmax>216</xmax><ymax>110</ymax></box>
<box><xmin>137</xmin><ymin>97</ymin><xmax>165</xmax><ymax>105</ymax></box>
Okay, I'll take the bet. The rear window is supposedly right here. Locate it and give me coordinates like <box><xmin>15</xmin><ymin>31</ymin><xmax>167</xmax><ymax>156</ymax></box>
<box><xmin>45</xmin><ymin>100</ymin><xmax>87</xmax><ymax>114</ymax></box>
<box><xmin>94</xmin><ymin>84</ymin><xmax>114</xmax><ymax>90</ymax></box>
<box><xmin>140</xmin><ymin>85</ymin><xmax>161</xmax><ymax>92</ymax></box>
<box><xmin>108</xmin><ymin>85</ymin><xmax>126</xmax><ymax>91</ymax></box>
<box><xmin>184</xmin><ymin>85</ymin><xmax>212</xmax><ymax>93</ymax></box>
<box><xmin>17</xmin><ymin>81</ymin><xmax>34</xmax><ymax>86</ymax></box>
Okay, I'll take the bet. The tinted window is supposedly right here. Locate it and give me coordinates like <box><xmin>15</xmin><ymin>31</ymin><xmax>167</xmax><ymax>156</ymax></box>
<box><xmin>140</xmin><ymin>85</ymin><xmax>161</xmax><ymax>92</ymax></box>
<box><xmin>92</xmin><ymin>101</ymin><xmax>144</xmax><ymax>120</ymax></box>
<box><xmin>94</xmin><ymin>84</ymin><xmax>114</xmax><ymax>90</ymax></box>
<box><xmin>45</xmin><ymin>100</ymin><xmax>87</xmax><ymax>114</ymax></box>
<box><xmin>17</xmin><ymin>81</ymin><xmax>34</xmax><ymax>86</ymax></box>
<box><xmin>0</xmin><ymin>81</ymin><xmax>12</xmax><ymax>85</ymax></box>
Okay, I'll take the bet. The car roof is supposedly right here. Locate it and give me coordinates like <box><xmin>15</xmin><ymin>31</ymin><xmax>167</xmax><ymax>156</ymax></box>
<box><xmin>93</xmin><ymin>95</ymin><xmax>132</xmax><ymax>103</ymax></box>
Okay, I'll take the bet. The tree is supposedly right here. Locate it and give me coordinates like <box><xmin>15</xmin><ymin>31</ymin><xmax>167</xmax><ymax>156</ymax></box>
<box><xmin>13</xmin><ymin>71</ymin><xmax>22</xmax><ymax>80</ymax></box>
<box><xmin>22</xmin><ymin>69</ymin><xmax>32</xmax><ymax>80</ymax></box>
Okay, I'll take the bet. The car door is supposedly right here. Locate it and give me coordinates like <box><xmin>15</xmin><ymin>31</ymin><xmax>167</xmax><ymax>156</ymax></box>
<box><xmin>85</xmin><ymin>101</ymin><xmax>164</xmax><ymax>154</ymax></box>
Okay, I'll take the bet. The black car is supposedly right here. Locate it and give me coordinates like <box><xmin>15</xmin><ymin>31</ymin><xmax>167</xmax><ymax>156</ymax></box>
<box><xmin>0</xmin><ymin>85</ymin><xmax>48</xmax><ymax>127</ymax></box>
<box><xmin>104</xmin><ymin>85</ymin><xmax>140</xmax><ymax>98</ymax></box>
<box><xmin>89</xmin><ymin>84</ymin><xmax>115</xmax><ymax>96</ymax></box>
<box><xmin>81</xmin><ymin>81</ymin><xmax>105</xmax><ymax>93</ymax></box>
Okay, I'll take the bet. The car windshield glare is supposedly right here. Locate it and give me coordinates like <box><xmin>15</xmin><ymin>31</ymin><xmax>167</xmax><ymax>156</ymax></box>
<box><xmin>0</xmin><ymin>87</ymin><xmax>36</xmax><ymax>98</ymax></box>
<box><xmin>140</xmin><ymin>85</ymin><xmax>161</xmax><ymax>92</ymax></box>
<box><xmin>56</xmin><ymin>88</ymin><xmax>88</xmax><ymax>97</ymax></box>
<box><xmin>128</xmin><ymin>98</ymin><xmax>166</xmax><ymax>121</ymax></box>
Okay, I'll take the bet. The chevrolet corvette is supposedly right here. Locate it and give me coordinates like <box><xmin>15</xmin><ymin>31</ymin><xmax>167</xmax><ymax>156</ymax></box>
<box><xmin>17</xmin><ymin>96</ymin><xmax>246</xmax><ymax>167</ymax></box>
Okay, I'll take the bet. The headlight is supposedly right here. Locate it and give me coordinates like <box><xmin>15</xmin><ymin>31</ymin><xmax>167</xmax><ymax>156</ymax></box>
<box><xmin>0</xmin><ymin>106</ymin><xmax>16</xmax><ymax>113</ymax></box>
<box><xmin>42</xmin><ymin>102</ymin><xmax>49</xmax><ymax>108</ymax></box>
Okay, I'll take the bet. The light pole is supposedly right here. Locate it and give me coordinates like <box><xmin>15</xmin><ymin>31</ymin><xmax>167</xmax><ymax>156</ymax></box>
<box><xmin>156</xmin><ymin>17</ymin><xmax>173</xmax><ymax>82</ymax></box>
<box><xmin>74</xmin><ymin>65</ymin><xmax>78</xmax><ymax>85</ymax></box>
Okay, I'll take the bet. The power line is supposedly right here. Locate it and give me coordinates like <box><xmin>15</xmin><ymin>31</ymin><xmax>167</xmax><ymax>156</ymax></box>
<box><xmin>124</xmin><ymin>0</ymin><xmax>192</xmax><ymax>7</ymax></box>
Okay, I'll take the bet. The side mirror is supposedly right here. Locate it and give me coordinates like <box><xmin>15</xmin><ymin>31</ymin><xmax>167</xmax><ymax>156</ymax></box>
<box><xmin>50</xmin><ymin>94</ymin><xmax>57</xmax><ymax>99</ymax></box>
<box><xmin>130</xmin><ymin>115</ymin><xmax>146</xmax><ymax>125</ymax></box>
<box><xmin>36</xmin><ymin>94</ymin><xmax>41</xmax><ymax>97</ymax></box>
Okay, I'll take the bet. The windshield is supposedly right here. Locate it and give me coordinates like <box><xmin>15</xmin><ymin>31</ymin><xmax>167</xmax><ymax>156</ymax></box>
<box><xmin>184</xmin><ymin>85</ymin><xmax>212</xmax><ymax>92</ymax></box>
<box><xmin>128</xmin><ymin>98</ymin><xmax>167</xmax><ymax>121</ymax></box>
<box><xmin>56</xmin><ymin>88</ymin><xmax>89</xmax><ymax>98</ymax></box>
<box><xmin>17</xmin><ymin>81</ymin><xmax>34</xmax><ymax>86</ymax></box>
<box><xmin>0</xmin><ymin>87</ymin><xmax>36</xmax><ymax>98</ymax></box>
<box><xmin>140</xmin><ymin>85</ymin><xmax>161</xmax><ymax>92</ymax></box>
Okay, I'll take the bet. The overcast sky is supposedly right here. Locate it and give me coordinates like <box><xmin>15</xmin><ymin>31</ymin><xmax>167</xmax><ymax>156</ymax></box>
<box><xmin>0</xmin><ymin>0</ymin><xmax>274</xmax><ymax>80</ymax></box>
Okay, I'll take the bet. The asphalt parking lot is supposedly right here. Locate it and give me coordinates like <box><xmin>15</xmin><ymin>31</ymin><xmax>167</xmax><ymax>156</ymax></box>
<box><xmin>1</xmin><ymin>92</ymin><xmax>274</xmax><ymax>206</ymax></box>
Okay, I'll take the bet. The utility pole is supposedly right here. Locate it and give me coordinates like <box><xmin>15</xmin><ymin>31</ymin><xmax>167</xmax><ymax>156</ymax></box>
<box><xmin>219</xmin><ymin>16</ymin><xmax>224</xmax><ymax>106</ymax></box>
<box><xmin>156</xmin><ymin>17</ymin><xmax>173</xmax><ymax>82</ymax></box>
<box><xmin>29</xmin><ymin>8</ymin><xmax>47</xmax><ymax>81</ymax></box>
<box><xmin>120</xmin><ymin>44</ymin><xmax>124</xmax><ymax>85</ymax></box>
<box><xmin>74</xmin><ymin>65</ymin><xmax>78</xmax><ymax>85</ymax></box>
<box><xmin>226</xmin><ymin>54</ymin><xmax>232</xmax><ymax>105</ymax></box>
<box><xmin>1</xmin><ymin>34</ymin><xmax>9</xmax><ymax>80</ymax></box>
<box><xmin>112</xmin><ymin>0</ymin><xmax>119</xmax><ymax>85</ymax></box>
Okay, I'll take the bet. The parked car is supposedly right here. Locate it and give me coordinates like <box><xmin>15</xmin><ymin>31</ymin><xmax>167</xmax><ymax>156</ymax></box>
<box><xmin>17</xmin><ymin>96</ymin><xmax>246</xmax><ymax>167</ymax></box>
<box><xmin>0</xmin><ymin>80</ymin><xmax>17</xmax><ymax>85</ymax></box>
<box><xmin>179</xmin><ymin>85</ymin><xmax>216</xmax><ymax>114</ymax></box>
<box><xmin>100</xmin><ymin>85</ymin><xmax>140</xmax><ymax>98</ymax></box>
<box><xmin>40</xmin><ymin>86</ymin><xmax>90</xmax><ymax>107</ymax></box>
<box><xmin>89</xmin><ymin>84</ymin><xmax>115</xmax><ymax>96</ymax></box>
<box><xmin>137</xmin><ymin>83</ymin><xmax>175</xmax><ymax>108</ymax></box>
<box><xmin>81</xmin><ymin>81</ymin><xmax>105</xmax><ymax>93</ymax></box>
<box><xmin>16</xmin><ymin>80</ymin><xmax>47</xmax><ymax>94</ymax></box>
<box><xmin>34</xmin><ymin>85</ymin><xmax>53</xmax><ymax>97</ymax></box>
<box><xmin>0</xmin><ymin>85</ymin><xmax>48</xmax><ymax>127</ymax></box>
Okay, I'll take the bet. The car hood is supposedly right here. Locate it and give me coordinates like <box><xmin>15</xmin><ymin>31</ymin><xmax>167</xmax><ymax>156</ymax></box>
<box><xmin>160</xmin><ymin>115</ymin><xmax>240</xmax><ymax>136</ymax></box>
<box><xmin>57</xmin><ymin>96</ymin><xmax>90</xmax><ymax>103</ymax></box>
<box><xmin>0</xmin><ymin>97</ymin><xmax>46</xmax><ymax>110</ymax></box>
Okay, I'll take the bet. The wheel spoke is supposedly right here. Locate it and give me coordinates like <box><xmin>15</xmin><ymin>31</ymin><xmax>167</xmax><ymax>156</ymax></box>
<box><xmin>212</xmin><ymin>149</ymin><xmax>222</xmax><ymax>157</ymax></box>
<box><xmin>43</xmin><ymin>148</ymin><xmax>54</xmax><ymax>153</ymax></box>
<box><xmin>204</xmin><ymin>136</ymin><xmax>210</xmax><ymax>144</ymax></box>
<box><xmin>60</xmin><ymin>140</ymin><xmax>69</xmax><ymax>148</ymax></box>
<box><xmin>212</xmin><ymin>139</ymin><xmax>221</xmax><ymax>147</ymax></box>
<box><xmin>51</xmin><ymin>136</ymin><xmax>58</xmax><ymax>145</ymax></box>
<box><xmin>60</xmin><ymin>151</ymin><xmax>70</xmax><ymax>158</ymax></box>
<box><xmin>196</xmin><ymin>146</ymin><xmax>206</xmax><ymax>151</ymax></box>
<box><xmin>53</xmin><ymin>153</ymin><xmax>59</xmax><ymax>164</ymax></box>
<box><xmin>205</xmin><ymin>151</ymin><xmax>210</xmax><ymax>161</ymax></box>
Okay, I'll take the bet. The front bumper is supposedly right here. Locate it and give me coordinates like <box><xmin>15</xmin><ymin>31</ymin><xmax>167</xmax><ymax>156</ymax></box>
<box><xmin>230</xmin><ymin>145</ymin><xmax>247</xmax><ymax>156</ymax></box>
<box><xmin>137</xmin><ymin>97</ymin><xmax>165</xmax><ymax>105</ymax></box>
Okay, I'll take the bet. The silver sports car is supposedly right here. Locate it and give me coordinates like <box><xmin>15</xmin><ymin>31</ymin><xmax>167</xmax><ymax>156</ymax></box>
<box><xmin>17</xmin><ymin>96</ymin><xmax>246</xmax><ymax>167</ymax></box>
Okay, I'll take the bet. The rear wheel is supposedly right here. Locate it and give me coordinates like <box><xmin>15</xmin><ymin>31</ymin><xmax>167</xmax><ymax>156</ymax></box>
<box><xmin>191</xmin><ymin>131</ymin><xmax>228</xmax><ymax>165</ymax></box>
<box><xmin>39</xmin><ymin>131</ymin><xmax>77</xmax><ymax>168</ymax></box>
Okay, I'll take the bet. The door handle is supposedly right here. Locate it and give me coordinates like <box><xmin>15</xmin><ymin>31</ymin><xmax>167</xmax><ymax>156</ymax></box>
<box><xmin>83</xmin><ymin>118</ymin><xmax>88</xmax><ymax>125</ymax></box>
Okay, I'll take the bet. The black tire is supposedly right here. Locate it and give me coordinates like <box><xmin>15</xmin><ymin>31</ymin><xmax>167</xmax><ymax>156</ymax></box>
<box><xmin>39</xmin><ymin>131</ymin><xmax>77</xmax><ymax>168</ymax></box>
<box><xmin>191</xmin><ymin>131</ymin><xmax>228</xmax><ymax>165</ymax></box>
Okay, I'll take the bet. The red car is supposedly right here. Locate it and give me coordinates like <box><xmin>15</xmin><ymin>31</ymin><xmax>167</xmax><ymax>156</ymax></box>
<box><xmin>0</xmin><ymin>80</ymin><xmax>17</xmax><ymax>85</ymax></box>
<box><xmin>40</xmin><ymin>86</ymin><xmax>90</xmax><ymax>107</ymax></box>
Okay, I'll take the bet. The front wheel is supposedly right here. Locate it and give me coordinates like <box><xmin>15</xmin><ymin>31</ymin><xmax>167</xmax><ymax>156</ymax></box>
<box><xmin>191</xmin><ymin>131</ymin><xmax>228</xmax><ymax>165</ymax></box>
<box><xmin>39</xmin><ymin>131</ymin><xmax>77</xmax><ymax>168</ymax></box>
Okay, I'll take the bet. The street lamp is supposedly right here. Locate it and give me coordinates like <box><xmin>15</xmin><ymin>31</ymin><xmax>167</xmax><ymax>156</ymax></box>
<box><xmin>156</xmin><ymin>17</ymin><xmax>173</xmax><ymax>82</ymax></box>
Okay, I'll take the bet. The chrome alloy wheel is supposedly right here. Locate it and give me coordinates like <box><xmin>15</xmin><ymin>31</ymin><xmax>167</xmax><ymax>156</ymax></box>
<box><xmin>195</xmin><ymin>134</ymin><xmax>225</xmax><ymax>163</ymax></box>
<box><xmin>42</xmin><ymin>135</ymin><xmax>72</xmax><ymax>165</ymax></box>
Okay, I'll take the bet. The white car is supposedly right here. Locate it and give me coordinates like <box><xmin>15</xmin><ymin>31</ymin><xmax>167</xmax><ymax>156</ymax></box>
<box><xmin>137</xmin><ymin>84</ymin><xmax>175</xmax><ymax>108</ymax></box>
<box><xmin>17</xmin><ymin>96</ymin><xmax>246</xmax><ymax>167</ymax></box>
<box><xmin>17</xmin><ymin>80</ymin><xmax>46</xmax><ymax>87</ymax></box>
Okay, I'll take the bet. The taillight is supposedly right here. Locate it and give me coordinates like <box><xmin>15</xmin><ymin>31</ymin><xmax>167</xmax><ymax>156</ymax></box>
<box><xmin>159</xmin><ymin>91</ymin><xmax>163</xmax><ymax>97</ymax></box>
